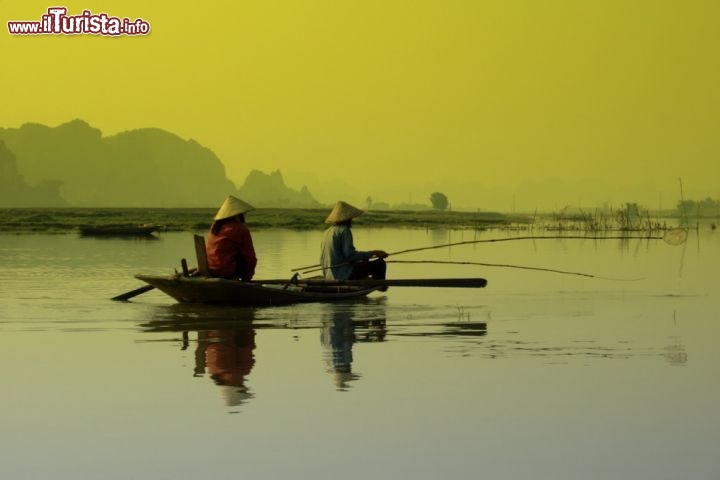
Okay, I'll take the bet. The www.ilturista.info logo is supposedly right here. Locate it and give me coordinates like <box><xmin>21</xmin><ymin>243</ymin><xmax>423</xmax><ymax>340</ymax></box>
<box><xmin>8</xmin><ymin>7</ymin><xmax>151</xmax><ymax>36</ymax></box>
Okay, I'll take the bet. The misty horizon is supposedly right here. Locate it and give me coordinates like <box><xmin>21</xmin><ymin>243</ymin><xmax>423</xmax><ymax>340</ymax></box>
<box><xmin>2</xmin><ymin>2</ymin><xmax>719</xmax><ymax>213</ymax></box>
<box><xmin>1</xmin><ymin>118</ymin><xmax>715</xmax><ymax>214</ymax></box>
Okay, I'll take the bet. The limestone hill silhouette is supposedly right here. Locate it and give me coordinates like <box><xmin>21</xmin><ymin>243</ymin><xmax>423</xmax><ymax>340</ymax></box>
<box><xmin>0</xmin><ymin>139</ymin><xmax>66</xmax><ymax>207</ymax></box>
<box><xmin>0</xmin><ymin>120</ymin><xmax>319</xmax><ymax>208</ymax></box>
<box><xmin>238</xmin><ymin>170</ymin><xmax>320</xmax><ymax>208</ymax></box>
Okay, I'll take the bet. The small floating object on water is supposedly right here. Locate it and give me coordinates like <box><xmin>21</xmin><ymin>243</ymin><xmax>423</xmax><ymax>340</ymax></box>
<box><xmin>79</xmin><ymin>223</ymin><xmax>162</xmax><ymax>236</ymax></box>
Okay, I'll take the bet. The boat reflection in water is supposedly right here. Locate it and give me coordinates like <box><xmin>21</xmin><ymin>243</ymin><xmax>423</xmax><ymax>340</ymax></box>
<box><xmin>319</xmin><ymin>302</ymin><xmax>387</xmax><ymax>391</ymax></box>
<box><xmin>139</xmin><ymin>300</ymin><xmax>493</xmax><ymax>403</ymax></box>
<box><xmin>140</xmin><ymin>299</ymin><xmax>390</xmax><ymax>403</ymax></box>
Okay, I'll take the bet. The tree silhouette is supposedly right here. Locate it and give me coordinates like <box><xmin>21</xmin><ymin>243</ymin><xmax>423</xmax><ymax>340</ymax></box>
<box><xmin>430</xmin><ymin>192</ymin><xmax>449</xmax><ymax>211</ymax></box>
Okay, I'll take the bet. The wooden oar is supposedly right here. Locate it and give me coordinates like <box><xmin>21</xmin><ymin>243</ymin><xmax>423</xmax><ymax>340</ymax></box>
<box><xmin>112</xmin><ymin>266</ymin><xmax>198</xmax><ymax>301</ymax></box>
<box><xmin>253</xmin><ymin>277</ymin><xmax>487</xmax><ymax>288</ymax></box>
<box><xmin>111</xmin><ymin>284</ymin><xmax>155</xmax><ymax>301</ymax></box>
<box><xmin>339</xmin><ymin>278</ymin><xmax>487</xmax><ymax>288</ymax></box>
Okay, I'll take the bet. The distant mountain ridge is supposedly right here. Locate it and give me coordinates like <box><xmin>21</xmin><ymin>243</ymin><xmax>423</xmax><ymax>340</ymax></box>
<box><xmin>0</xmin><ymin>140</ymin><xmax>66</xmax><ymax>207</ymax></box>
<box><xmin>238</xmin><ymin>169</ymin><xmax>320</xmax><ymax>208</ymax></box>
<box><xmin>0</xmin><ymin>119</ymin><xmax>320</xmax><ymax>208</ymax></box>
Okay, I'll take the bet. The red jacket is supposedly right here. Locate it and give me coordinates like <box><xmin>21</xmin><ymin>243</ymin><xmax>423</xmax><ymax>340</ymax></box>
<box><xmin>206</xmin><ymin>221</ymin><xmax>257</xmax><ymax>280</ymax></box>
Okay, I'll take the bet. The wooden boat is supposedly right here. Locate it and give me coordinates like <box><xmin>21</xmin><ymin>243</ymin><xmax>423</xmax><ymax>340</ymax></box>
<box><xmin>134</xmin><ymin>274</ymin><xmax>382</xmax><ymax>306</ymax></box>
<box><xmin>79</xmin><ymin>223</ymin><xmax>161</xmax><ymax>236</ymax></box>
<box><xmin>114</xmin><ymin>234</ymin><xmax>486</xmax><ymax>306</ymax></box>
<box><xmin>132</xmin><ymin>273</ymin><xmax>487</xmax><ymax>306</ymax></box>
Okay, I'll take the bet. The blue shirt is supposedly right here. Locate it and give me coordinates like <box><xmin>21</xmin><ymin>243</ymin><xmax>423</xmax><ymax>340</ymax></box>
<box><xmin>320</xmin><ymin>224</ymin><xmax>373</xmax><ymax>280</ymax></box>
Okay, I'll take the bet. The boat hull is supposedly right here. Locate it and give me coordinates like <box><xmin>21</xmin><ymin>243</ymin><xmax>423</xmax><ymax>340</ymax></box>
<box><xmin>135</xmin><ymin>274</ymin><xmax>381</xmax><ymax>306</ymax></box>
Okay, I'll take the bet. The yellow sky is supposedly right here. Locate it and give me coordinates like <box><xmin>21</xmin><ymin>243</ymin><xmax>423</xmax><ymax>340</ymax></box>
<box><xmin>2</xmin><ymin>0</ymin><xmax>719</xmax><ymax>211</ymax></box>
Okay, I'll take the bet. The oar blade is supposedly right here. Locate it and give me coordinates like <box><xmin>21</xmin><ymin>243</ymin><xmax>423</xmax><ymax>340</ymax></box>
<box><xmin>111</xmin><ymin>284</ymin><xmax>155</xmax><ymax>301</ymax></box>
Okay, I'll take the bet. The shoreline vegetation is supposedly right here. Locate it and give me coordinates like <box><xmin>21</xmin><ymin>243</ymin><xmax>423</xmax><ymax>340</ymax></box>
<box><xmin>0</xmin><ymin>207</ymin><xmax>704</xmax><ymax>235</ymax></box>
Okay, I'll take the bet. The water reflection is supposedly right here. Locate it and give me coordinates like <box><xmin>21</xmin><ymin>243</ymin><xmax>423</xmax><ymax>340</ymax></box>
<box><xmin>140</xmin><ymin>303</ymin><xmax>259</xmax><ymax>333</ymax></box>
<box><xmin>319</xmin><ymin>303</ymin><xmax>387</xmax><ymax>391</ymax></box>
<box><xmin>194</xmin><ymin>328</ymin><xmax>256</xmax><ymax>406</ymax></box>
<box><xmin>140</xmin><ymin>300</ymin><xmax>390</xmax><ymax>403</ymax></box>
<box><xmin>663</xmin><ymin>336</ymin><xmax>688</xmax><ymax>366</ymax></box>
<box><xmin>141</xmin><ymin>305</ymin><xmax>259</xmax><ymax>408</ymax></box>
<box><xmin>391</xmin><ymin>304</ymin><xmax>488</xmax><ymax>340</ymax></box>
<box><xmin>137</xmin><ymin>294</ymin><xmax>685</xmax><ymax>404</ymax></box>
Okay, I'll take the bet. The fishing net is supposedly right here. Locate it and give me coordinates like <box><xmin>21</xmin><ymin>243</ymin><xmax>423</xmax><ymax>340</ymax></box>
<box><xmin>663</xmin><ymin>228</ymin><xmax>689</xmax><ymax>246</ymax></box>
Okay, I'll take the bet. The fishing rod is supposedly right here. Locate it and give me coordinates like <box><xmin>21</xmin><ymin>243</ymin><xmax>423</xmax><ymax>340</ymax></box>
<box><xmin>297</xmin><ymin>255</ymin><xmax>640</xmax><ymax>279</ymax></box>
<box><xmin>292</xmin><ymin>228</ymin><xmax>688</xmax><ymax>274</ymax></box>
<box><xmin>387</xmin><ymin>229</ymin><xmax>687</xmax><ymax>256</ymax></box>
<box><xmin>385</xmin><ymin>260</ymin><xmax>642</xmax><ymax>281</ymax></box>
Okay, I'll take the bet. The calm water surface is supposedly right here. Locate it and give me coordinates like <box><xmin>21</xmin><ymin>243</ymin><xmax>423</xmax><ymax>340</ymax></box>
<box><xmin>1</xmin><ymin>227</ymin><xmax>719</xmax><ymax>479</ymax></box>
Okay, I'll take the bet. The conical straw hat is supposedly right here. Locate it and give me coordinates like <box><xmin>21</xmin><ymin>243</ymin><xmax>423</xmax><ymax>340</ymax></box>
<box><xmin>324</xmin><ymin>201</ymin><xmax>364</xmax><ymax>224</ymax></box>
<box><xmin>214</xmin><ymin>195</ymin><xmax>255</xmax><ymax>221</ymax></box>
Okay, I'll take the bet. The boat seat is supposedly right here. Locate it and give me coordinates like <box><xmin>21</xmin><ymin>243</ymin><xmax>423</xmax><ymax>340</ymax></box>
<box><xmin>193</xmin><ymin>234</ymin><xmax>211</xmax><ymax>276</ymax></box>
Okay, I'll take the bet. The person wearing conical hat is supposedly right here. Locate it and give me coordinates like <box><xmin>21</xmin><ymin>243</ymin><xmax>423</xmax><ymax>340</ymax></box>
<box><xmin>206</xmin><ymin>195</ymin><xmax>258</xmax><ymax>280</ymax></box>
<box><xmin>320</xmin><ymin>201</ymin><xmax>388</xmax><ymax>281</ymax></box>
